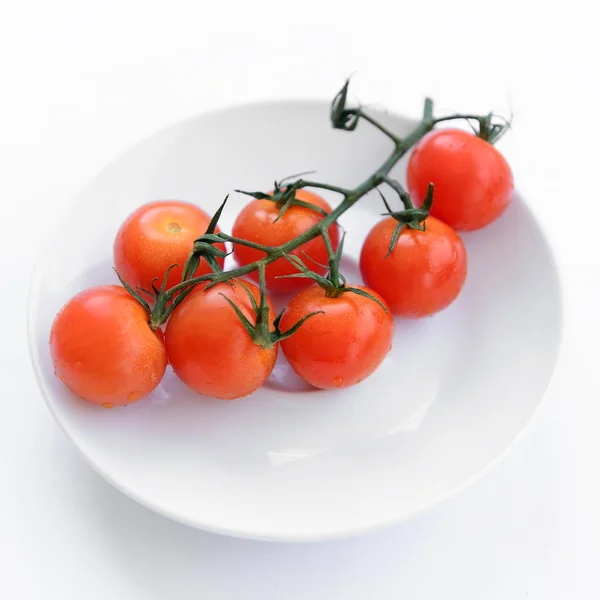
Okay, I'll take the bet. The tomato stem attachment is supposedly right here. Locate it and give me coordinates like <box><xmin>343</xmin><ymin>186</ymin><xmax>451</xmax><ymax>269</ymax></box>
<box><xmin>379</xmin><ymin>182</ymin><xmax>435</xmax><ymax>257</ymax></box>
<box><xmin>115</xmin><ymin>263</ymin><xmax>183</xmax><ymax>329</ymax></box>
<box><xmin>181</xmin><ymin>195</ymin><xmax>231</xmax><ymax>282</ymax></box>
<box><xmin>236</xmin><ymin>178</ymin><xmax>338</xmax><ymax>223</ymax></box>
<box><xmin>432</xmin><ymin>112</ymin><xmax>511</xmax><ymax>145</ymax></box>
<box><xmin>114</xmin><ymin>269</ymin><xmax>151</xmax><ymax>313</ymax></box>
<box><xmin>219</xmin><ymin>269</ymin><xmax>323</xmax><ymax>349</ymax></box>
<box><xmin>279</xmin><ymin>231</ymin><xmax>388</xmax><ymax>314</ymax></box>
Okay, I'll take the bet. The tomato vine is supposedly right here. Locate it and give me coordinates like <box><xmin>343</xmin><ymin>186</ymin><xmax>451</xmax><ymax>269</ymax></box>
<box><xmin>116</xmin><ymin>79</ymin><xmax>509</xmax><ymax>330</ymax></box>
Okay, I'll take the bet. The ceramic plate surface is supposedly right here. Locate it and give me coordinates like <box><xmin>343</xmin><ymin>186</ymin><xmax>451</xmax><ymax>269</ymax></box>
<box><xmin>28</xmin><ymin>101</ymin><xmax>562</xmax><ymax>541</ymax></box>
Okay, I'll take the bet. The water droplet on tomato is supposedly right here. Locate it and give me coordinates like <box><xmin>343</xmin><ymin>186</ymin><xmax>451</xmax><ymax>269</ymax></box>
<box><xmin>127</xmin><ymin>391</ymin><xmax>142</xmax><ymax>402</ymax></box>
<box><xmin>75</xmin><ymin>361</ymin><xmax>82</xmax><ymax>368</ymax></box>
<box><xmin>101</xmin><ymin>403</ymin><xmax>114</xmax><ymax>409</ymax></box>
<box><xmin>332</xmin><ymin>376</ymin><xmax>344</xmax><ymax>388</ymax></box>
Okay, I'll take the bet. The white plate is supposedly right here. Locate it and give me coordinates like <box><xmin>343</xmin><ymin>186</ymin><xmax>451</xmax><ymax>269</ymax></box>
<box><xmin>28</xmin><ymin>100</ymin><xmax>562</xmax><ymax>541</ymax></box>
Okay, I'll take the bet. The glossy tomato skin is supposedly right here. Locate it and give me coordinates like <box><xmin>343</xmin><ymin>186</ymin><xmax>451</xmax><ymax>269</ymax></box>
<box><xmin>49</xmin><ymin>286</ymin><xmax>167</xmax><ymax>407</ymax></box>
<box><xmin>279</xmin><ymin>285</ymin><xmax>393</xmax><ymax>389</ymax></box>
<box><xmin>232</xmin><ymin>189</ymin><xmax>339</xmax><ymax>295</ymax></box>
<box><xmin>360</xmin><ymin>216</ymin><xmax>467</xmax><ymax>318</ymax></box>
<box><xmin>165</xmin><ymin>280</ymin><xmax>277</xmax><ymax>400</ymax></box>
<box><xmin>407</xmin><ymin>129</ymin><xmax>513</xmax><ymax>231</ymax></box>
<box><xmin>114</xmin><ymin>200</ymin><xmax>226</xmax><ymax>293</ymax></box>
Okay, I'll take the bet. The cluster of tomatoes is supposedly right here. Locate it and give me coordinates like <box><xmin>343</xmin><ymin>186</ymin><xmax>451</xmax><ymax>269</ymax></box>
<box><xmin>49</xmin><ymin>126</ymin><xmax>513</xmax><ymax>407</ymax></box>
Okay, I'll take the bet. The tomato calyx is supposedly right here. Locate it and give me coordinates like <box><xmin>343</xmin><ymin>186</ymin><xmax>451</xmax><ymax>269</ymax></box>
<box><xmin>281</xmin><ymin>232</ymin><xmax>389</xmax><ymax>314</ymax></box>
<box><xmin>330</xmin><ymin>79</ymin><xmax>406</xmax><ymax>147</ymax></box>
<box><xmin>236</xmin><ymin>178</ymin><xmax>328</xmax><ymax>223</ymax></box>
<box><xmin>115</xmin><ymin>263</ymin><xmax>180</xmax><ymax>327</ymax></box>
<box><xmin>331</xmin><ymin>78</ymin><xmax>360</xmax><ymax>132</ymax></box>
<box><xmin>431</xmin><ymin>112</ymin><xmax>512</xmax><ymax>146</ymax></box>
<box><xmin>473</xmin><ymin>113</ymin><xmax>512</xmax><ymax>145</ymax></box>
<box><xmin>377</xmin><ymin>179</ymin><xmax>435</xmax><ymax>257</ymax></box>
<box><xmin>181</xmin><ymin>195</ymin><xmax>231</xmax><ymax>282</ymax></box>
<box><xmin>220</xmin><ymin>266</ymin><xmax>323</xmax><ymax>350</ymax></box>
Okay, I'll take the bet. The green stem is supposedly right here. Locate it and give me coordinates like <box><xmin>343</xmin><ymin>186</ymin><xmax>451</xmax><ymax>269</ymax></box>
<box><xmin>381</xmin><ymin>175</ymin><xmax>413</xmax><ymax>209</ymax></box>
<box><xmin>423</xmin><ymin>97</ymin><xmax>434</xmax><ymax>123</ymax></box>
<box><xmin>256</xmin><ymin>263</ymin><xmax>271</xmax><ymax>346</ymax></box>
<box><xmin>217</xmin><ymin>233</ymin><xmax>278</xmax><ymax>254</ymax></box>
<box><xmin>432</xmin><ymin>113</ymin><xmax>486</xmax><ymax>125</ymax></box>
<box><xmin>292</xmin><ymin>181</ymin><xmax>351</xmax><ymax>196</ymax></box>
<box><xmin>347</xmin><ymin>108</ymin><xmax>402</xmax><ymax>146</ymax></box>
<box><xmin>320</xmin><ymin>225</ymin><xmax>340</xmax><ymax>290</ymax></box>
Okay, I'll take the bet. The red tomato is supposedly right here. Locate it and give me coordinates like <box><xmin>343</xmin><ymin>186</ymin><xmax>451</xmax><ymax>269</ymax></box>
<box><xmin>407</xmin><ymin>129</ymin><xmax>513</xmax><ymax>231</ymax></box>
<box><xmin>165</xmin><ymin>280</ymin><xmax>277</xmax><ymax>400</ymax></box>
<box><xmin>232</xmin><ymin>189</ymin><xmax>339</xmax><ymax>295</ymax></box>
<box><xmin>360</xmin><ymin>216</ymin><xmax>467</xmax><ymax>318</ymax></box>
<box><xmin>279</xmin><ymin>285</ymin><xmax>393</xmax><ymax>389</ymax></box>
<box><xmin>49</xmin><ymin>286</ymin><xmax>167</xmax><ymax>406</ymax></box>
<box><xmin>114</xmin><ymin>200</ymin><xmax>226</xmax><ymax>294</ymax></box>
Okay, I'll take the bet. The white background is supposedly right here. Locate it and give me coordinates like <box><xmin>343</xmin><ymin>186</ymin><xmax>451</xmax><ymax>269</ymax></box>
<box><xmin>0</xmin><ymin>1</ymin><xmax>597</xmax><ymax>598</ymax></box>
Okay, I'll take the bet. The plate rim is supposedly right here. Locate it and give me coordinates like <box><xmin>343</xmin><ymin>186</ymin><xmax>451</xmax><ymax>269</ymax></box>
<box><xmin>27</xmin><ymin>98</ymin><xmax>565</xmax><ymax>542</ymax></box>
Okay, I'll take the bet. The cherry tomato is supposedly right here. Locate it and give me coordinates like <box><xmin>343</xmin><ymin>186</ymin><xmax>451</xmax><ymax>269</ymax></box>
<box><xmin>49</xmin><ymin>286</ymin><xmax>167</xmax><ymax>407</ymax></box>
<box><xmin>407</xmin><ymin>129</ymin><xmax>513</xmax><ymax>231</ymax></box>
<box><xmin>114</xmin><ymin>200</ymin><xmax>226</xmax><ymax>294</ymax></box>
<box><xmin>360</xmin><ymin>216</ymin><xmax>467</xmax><ymax>318</ymax></box>
<box><xmin>279</xmin><ymin>285</ymin><xmax>393</xmax><ymax>389</ymax></box>
<box><xmin>232</xmin><ymin>189</ymin><xmax>339</xmax><ymax>295</ymax></box>
<box><xmin>165</xmin><ymin>280</ymin><xmax>277</xmax><ymax>400</ymax></box>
